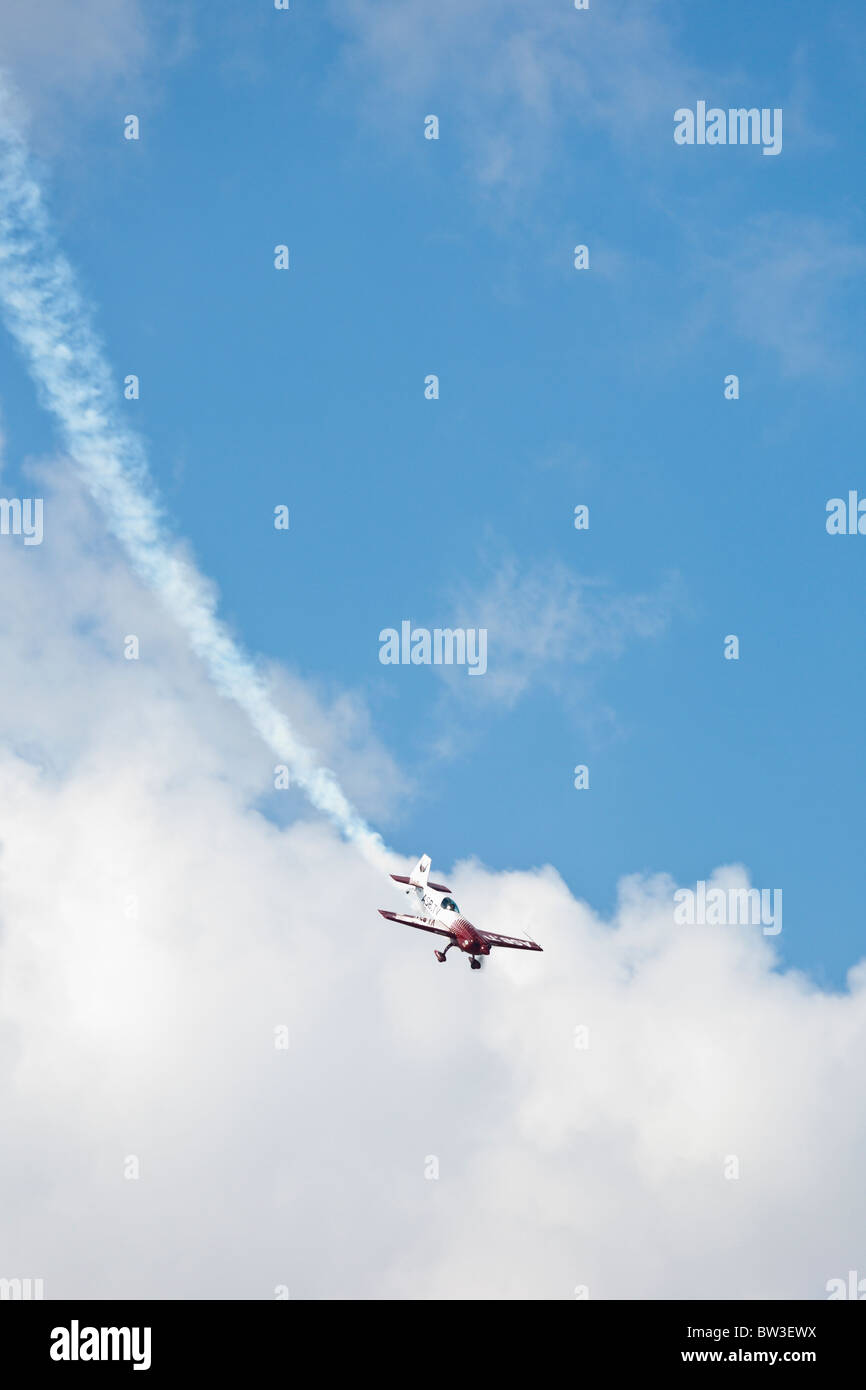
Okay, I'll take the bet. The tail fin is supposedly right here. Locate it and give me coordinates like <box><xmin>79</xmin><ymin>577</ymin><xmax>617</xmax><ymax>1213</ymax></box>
<box><xmin>409</xmin><ymin>853</ymin><xmax>431</xmax><ymax>890</ymax></box>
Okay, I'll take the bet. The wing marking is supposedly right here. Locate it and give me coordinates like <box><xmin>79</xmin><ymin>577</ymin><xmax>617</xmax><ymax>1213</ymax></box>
<box><xmin>477</xmin><ymin>931</ymin><xmax>543</xmax><ymax>952</ymax></box>
<box><xmin>378</xmin><ymin>908</ymin><xmax>453</xmax><ymax>940</ymax></box>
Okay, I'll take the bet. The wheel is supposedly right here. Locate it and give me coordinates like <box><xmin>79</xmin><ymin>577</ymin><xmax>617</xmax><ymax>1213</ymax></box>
<box><xmin>470</xmin><ymin>958</ymin><xmax>481</xmax><ymax>970</ymax></box>
<box><xmin>434</xmin><ymin>950</ymin><xmax>447</xmax><ymax>963</ymax></box>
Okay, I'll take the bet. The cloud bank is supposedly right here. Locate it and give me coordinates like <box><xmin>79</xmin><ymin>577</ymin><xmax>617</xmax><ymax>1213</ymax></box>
<box><xmin>1</xmin><ymin>483</ymin><xmax>864</xmax><ymax>1300</ymax></box>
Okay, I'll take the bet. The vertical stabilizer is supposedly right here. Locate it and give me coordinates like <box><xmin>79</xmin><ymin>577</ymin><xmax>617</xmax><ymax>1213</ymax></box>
<box><xmin>409</xmin><ymin>854</ymin><xmax>431</xmax><ymax>890</ymax></box>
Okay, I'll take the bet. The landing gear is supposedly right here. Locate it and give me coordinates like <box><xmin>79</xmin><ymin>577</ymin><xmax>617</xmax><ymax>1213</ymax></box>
<box><xmin>434</xmin><ymin>943</ymin><xmax>454</xmax><ymax>963</ymax></box>
<box><xmin>470</xmin><ymin>957</ymin><xmax>482</xmax><ymax>970</ymax></box>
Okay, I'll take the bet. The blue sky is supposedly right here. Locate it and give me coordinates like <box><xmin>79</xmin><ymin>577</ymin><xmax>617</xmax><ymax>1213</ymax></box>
<box><xmin>3</xmin><ymin>0</ymin><xmax>865</xmax><ymax>988</ymax></box>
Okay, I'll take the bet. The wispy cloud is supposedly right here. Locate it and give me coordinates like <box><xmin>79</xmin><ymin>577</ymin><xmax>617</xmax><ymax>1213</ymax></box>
<box><xmin>329</xmin><ymin>0</ymin><xmax>698</xmax><ymax>198</ymax></box>
<box><xmin>700</xmin><ymin>214</ymin><xmax>866</xmax><ymax>378</ymax></box>
<box><xmin>438</xmin><ymin>554</ymin><xmax>679</xmax><ymax>708</ymax></box>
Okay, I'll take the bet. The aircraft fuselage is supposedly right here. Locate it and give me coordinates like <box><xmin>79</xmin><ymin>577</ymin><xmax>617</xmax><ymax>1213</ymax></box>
<box><xmin>414</xmin><ymin>888</ymin><xmax>488</xmax><ymax>954</ymax></box>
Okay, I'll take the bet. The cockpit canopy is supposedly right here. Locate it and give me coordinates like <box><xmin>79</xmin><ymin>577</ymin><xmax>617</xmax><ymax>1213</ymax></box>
<box><xmin>440</xmin><ymin>896</ymin><xmax>460</xmax><ymax>914</ymax></box>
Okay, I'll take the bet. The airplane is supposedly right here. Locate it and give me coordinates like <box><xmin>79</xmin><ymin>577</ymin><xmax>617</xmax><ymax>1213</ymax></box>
<box><xmin>378</xmin><ymin>854</ymin><xmax>543</xmax><ymax>970</ymax></box>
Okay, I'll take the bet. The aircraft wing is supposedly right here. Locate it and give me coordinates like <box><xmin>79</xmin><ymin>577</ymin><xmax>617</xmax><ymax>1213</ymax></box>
<box><xmin>378</xmin><ymin>909</ymin><xmax>453</xmax><ymax>939</ymax></box>
<box><xmin>477</xmin><ymin>930</ymin><xmax>543</xmax><ymax>952</ymax></box>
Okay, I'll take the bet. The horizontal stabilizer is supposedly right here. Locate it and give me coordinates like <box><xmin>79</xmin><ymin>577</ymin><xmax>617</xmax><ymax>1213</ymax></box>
<box><xmin>390</xmin><ymin>873</ymin><xmax>451</xmax><ymax>894</ymax></box>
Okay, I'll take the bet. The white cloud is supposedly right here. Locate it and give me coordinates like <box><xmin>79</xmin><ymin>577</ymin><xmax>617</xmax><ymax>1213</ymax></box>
<box><xmin>1</xmin><ymin>482</ymin><xmax>864</xmax><ymax>1299</ymax></box>
<box><xmin>0</xmin><ymin>462</ymin><xmax>404</xmax><ymax>818</ymax></box>
<box><xmin>0</xmin><ymin>2</ymin><xmax>149</xmax><ymax>109</ymax></box>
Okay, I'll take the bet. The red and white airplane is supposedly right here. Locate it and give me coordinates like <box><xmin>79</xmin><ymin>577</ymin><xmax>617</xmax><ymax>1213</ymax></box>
<box><xmin>379</xmin><ymin>854</ymin><xmax>543</xmax><ymax>970</ymax></box>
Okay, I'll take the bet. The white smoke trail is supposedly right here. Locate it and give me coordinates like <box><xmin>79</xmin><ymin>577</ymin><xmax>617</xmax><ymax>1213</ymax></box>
<box><xmin>0</xmin><ymin>84</ymin><xmax>389</xmax><ymax>869</ymax></box>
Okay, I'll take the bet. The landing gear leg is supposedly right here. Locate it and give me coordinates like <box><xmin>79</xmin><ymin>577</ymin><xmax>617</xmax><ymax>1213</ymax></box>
<box><xmin>434</xmin><ymin>943</ymin><xmax>454</xmax><ymax>963</ymax></box>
